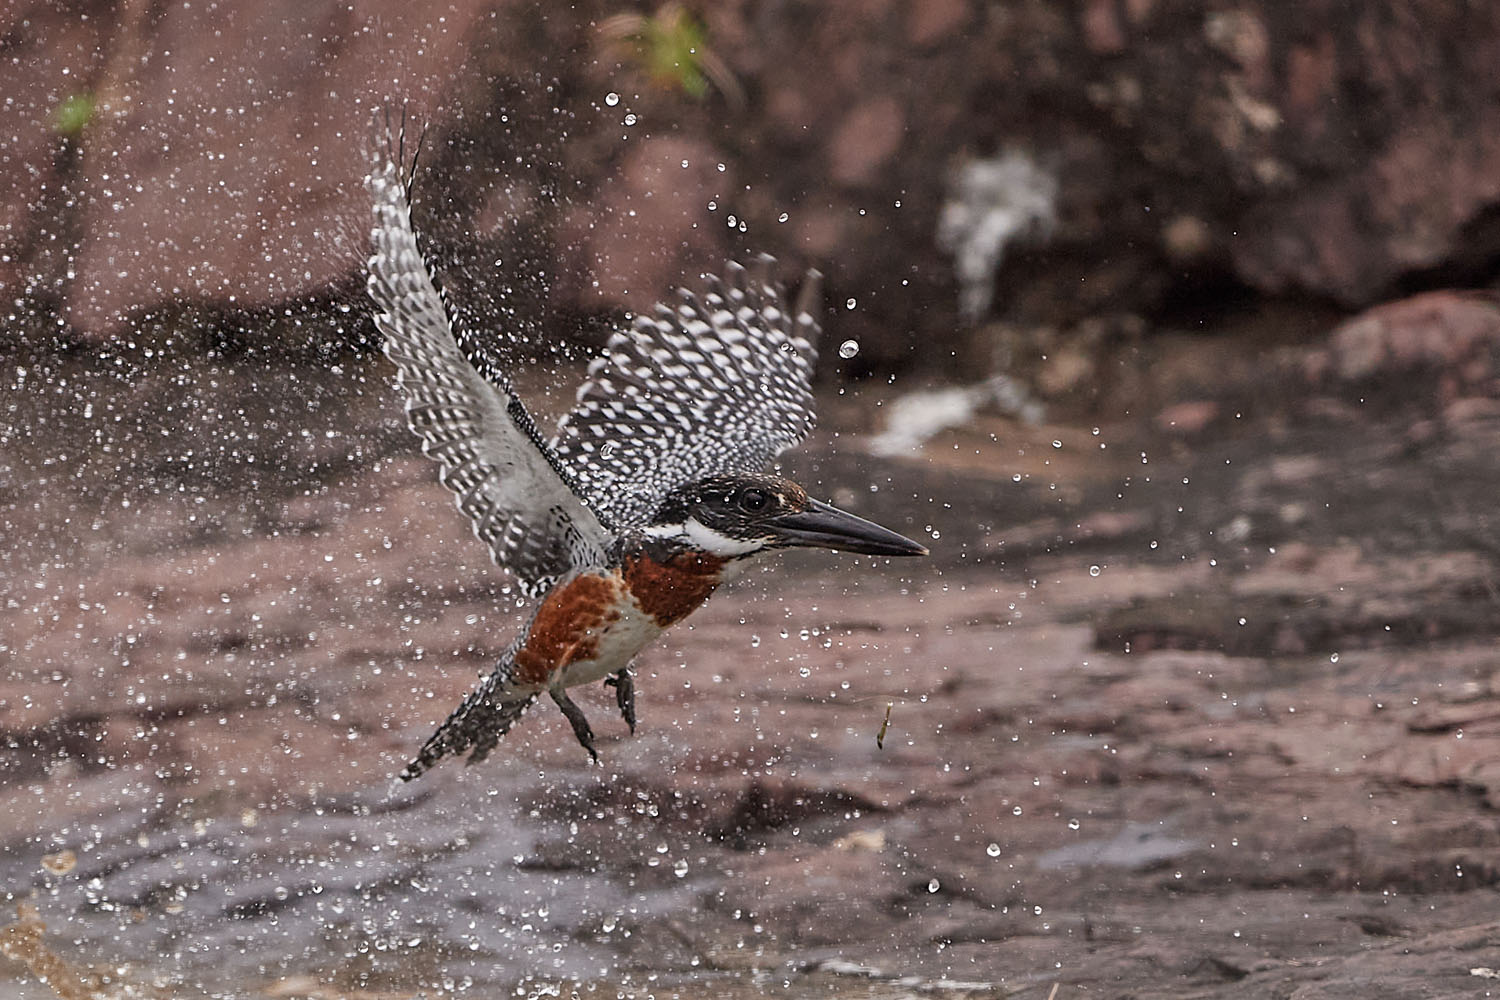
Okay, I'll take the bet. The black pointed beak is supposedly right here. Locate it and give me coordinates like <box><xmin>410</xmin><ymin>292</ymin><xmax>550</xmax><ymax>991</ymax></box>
<box><xmin>768</xmin><ymin>498</ymin><xmax>929</xmax><ymax>557</ymax></box>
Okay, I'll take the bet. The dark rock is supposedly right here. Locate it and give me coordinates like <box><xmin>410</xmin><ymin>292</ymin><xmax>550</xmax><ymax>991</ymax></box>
<box><xmin>9</xmin><ymin>1</ymin><xmax>1500</xmax><ymax>377</ymax></box>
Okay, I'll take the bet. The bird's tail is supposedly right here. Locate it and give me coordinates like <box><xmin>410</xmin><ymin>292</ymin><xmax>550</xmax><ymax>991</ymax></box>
<box><xmin>400</xmin><ymin>667</ymin><xmax>538</xmax><ymax>781</ymax></box>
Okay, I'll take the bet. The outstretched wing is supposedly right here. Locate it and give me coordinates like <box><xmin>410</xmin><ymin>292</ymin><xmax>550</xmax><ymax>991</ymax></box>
<box><xmin>551</xmin><ymin>257</ymin><xmax>823</xmax><ymax>528</ymax></box>
<box><xmin>365</xmin><ymin>130</ymin><xmax>611</xmax><ymax>597</ymax></box>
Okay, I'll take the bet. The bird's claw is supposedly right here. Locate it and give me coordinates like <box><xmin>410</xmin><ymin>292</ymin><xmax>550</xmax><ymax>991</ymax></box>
<box><xmin>604</xmin><ymin>667</ymin><xmax>637</xmax><ymax>734</ymax></box>
<box><xmin>549</xmin><ymin>687</ymin><xmax>599</xmax><ymax>763</ymax></box>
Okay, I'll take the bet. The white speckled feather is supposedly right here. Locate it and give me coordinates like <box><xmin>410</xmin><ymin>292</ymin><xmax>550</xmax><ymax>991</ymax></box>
<box><xmin>365</xmin><ymin>144</ymin><xmax>610</xmax><ymax>597</ymax></box>
<box><xmin>552</xmin><ymin>257</ymin><xmax>823</xmax><ymax>529</ymax></box>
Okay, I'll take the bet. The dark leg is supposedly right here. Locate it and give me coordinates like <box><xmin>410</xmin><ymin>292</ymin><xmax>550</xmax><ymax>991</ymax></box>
<box><xmin>549</xmin><ymin>687</ymin><xmax>599</xmax><ymax>763</ymax></box>
<box><xmin>603</xmin><ymin>666</ymin><xmax>637</xmax><ymax>734</ymax></box>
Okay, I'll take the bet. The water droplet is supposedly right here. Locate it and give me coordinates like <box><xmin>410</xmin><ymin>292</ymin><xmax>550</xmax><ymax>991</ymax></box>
<box><xmin>985</xmin><ymin>843</ymin><xmax>1001</xmax><ymax>858</ymax></box>
<box><xmin>838</xmin><ymin>339</ymin><xmax>859</xmax><ymax>359</ymax></box>
<box><xmin>1088</xmin><ymin>565</ymin><xmax>1100</xmax><ymax>577</ymax></box>
<box><xmin>927</xmin><ymin>878</ymin><xmax>940</xmax><ymax>893</ymax></box>
<box><xmin>1012</xmin><ymin>806</ymin><xmax>1023</xmax><ymax>816</ymax></box>
<box><xmin>1067</xmin><ymin>818</ymin><xmax>1081</xmax><ymax>831</ymax></box>
<box><xmin>1052</xmin><ymin>439</ymin><xmax>1062</xmax><ymax>449</ymax></box>
<box><xmin>845</xmin><ymin>297</ymin><xmax>857</xmax><ymax>310</ymax></box>
<box><xmin>1330</xmin><ymin>652</ymin><xmax>1340</xmax><ymax>663</ymax></box>
<box><xmin>623</xmin><ymin>113</ymin><xmax>637</xmax><ymax>126</ymax></box>
<box><xmin>605</xmin><ymin>92</ymin><xmax>620</xmax><ymax>107</ymax></box>
<box><xmin>777</xmin><ymin>212</ymin><xmax>789</xmax><ymax>223</ymax></box>
<box><xmin>673</xmin><ymin>859</ymin><xmax>689</xmax><ymax>878</ymax></box>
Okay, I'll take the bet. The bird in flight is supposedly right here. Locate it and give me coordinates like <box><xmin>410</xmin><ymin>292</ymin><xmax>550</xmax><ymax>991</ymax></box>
<box><xmin>364</xmin><ymin>127</ymin><xmax>926</xmax><ymax>780</ymax></box>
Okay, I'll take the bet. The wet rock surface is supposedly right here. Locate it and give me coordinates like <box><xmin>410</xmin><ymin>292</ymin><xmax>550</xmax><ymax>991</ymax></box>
<box><xmin>3</xmin><ymin>343</ymin><xmax>1500</xmax><ymax>998</ymax></box>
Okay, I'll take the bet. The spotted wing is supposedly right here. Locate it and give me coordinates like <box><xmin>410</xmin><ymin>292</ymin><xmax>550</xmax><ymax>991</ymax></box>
<box><xmin>551</xmin><ymin>257</ymin><xmax>823</xmax><ymax>528</ymax></box>
<box><xmin>366</xmin><ymin>142</ymin><xmax>611</xmax><ymax>596</ymax></box>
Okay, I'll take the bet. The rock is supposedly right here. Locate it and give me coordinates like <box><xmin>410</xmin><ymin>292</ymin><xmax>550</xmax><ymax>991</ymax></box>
<box><xmin>1162</xmin><ymin>214</ymin><xmax>1213</xmax><ymax>263</ymax></box>
<box><xmin>1081</xmin><ymin>0</ymin><xmax>1127</xmax><ymax>55</ymax></box>
<box><xmin>7</xmin><ymin>349</ymin><xmax>1500</xmax><ymax>994</ymax></box>
<box><xmin>1203</xmin><ymin>10</ymin><xmax>1272</xmax><ymax>90</ymax></box>
<box><xmin>555</xmin><ymin>135</ymin><xmax>729</xmax><ymax>312</ymax></box>
<box><xmin>907</xmin><ymin>0</ymin><xmax>969</xmax><ymax>48</ymax></box>
<box><xmin>828</xmin><ymin>97</ymin><xmax>906</xmax><ymax>188</ymax></box>
<box><xmin>1444</xmin><ymin>396</ymin><xmax>1500</xmax><ymax>425</ymax></box>
<box><xmin>10</xmin><ymin>2</ymin><xmax>1500</xmax><ymax>377</ymax></box>
<box><xmin>46</xmin><ymin>1</ymin><xmax>492</xmax><ymax>335</ymax></box>
<box><xmin>1315</xmin><ymin>291</ymin><xmax>1500</xmax><ymax>399</ymax></box>
<box><xmin>1155</xmin><ymin>399</ymin><xmax>1220</xmax><ymax>434</ymax></box>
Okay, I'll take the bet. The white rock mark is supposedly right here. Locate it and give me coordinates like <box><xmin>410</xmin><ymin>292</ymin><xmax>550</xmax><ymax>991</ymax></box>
<box><xmin>937</xmin><ymin>151</ymin><xmax>1058</xmax><ymax>323</ymax></box>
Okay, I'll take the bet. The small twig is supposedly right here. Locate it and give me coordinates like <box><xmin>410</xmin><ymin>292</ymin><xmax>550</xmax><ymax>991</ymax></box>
<box><xmin>0</xmin><ymin>902</ymin><xmax>102</xmax><ymax>1000</ymax></box>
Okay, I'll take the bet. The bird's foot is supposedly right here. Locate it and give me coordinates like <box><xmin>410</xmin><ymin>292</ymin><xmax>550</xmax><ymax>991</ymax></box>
<box><xmin>603</xmin><ymin>667</ymin><xmax>637</xmax><ymax>734</ymax></box>
<box><xmin>549</xmin><ymin>687</ymin><xmax>599</xmax><ymax>763</ymax></box>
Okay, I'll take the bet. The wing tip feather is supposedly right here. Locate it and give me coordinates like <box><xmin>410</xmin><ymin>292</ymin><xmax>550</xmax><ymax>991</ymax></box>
<box><xmin>794</xmin><ymin>268</ymin><xmax>823</xmax><ymax>332</ymax></box>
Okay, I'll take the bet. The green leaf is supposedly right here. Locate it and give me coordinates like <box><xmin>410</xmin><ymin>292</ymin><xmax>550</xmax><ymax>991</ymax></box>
<box><xmin>54</xmin><ymin>92</ymin><xmax>96</xmax><ymax>137</ymax></box>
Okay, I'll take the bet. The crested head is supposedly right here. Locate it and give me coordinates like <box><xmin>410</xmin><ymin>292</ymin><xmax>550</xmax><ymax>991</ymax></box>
<box><xmin>638</xmin><ymin>473</ymin><xmax>928</xmax><ymax>560</ymax></box>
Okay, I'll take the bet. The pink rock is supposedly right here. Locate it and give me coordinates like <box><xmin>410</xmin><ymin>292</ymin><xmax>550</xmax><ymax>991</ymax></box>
<box><xmin>1285</xmin><ymin>34</ymin><xmax>1338</xmax><ymax>129</ymax></box>
<box><xmin>554</xmin><ymin>135</ymin><xmax>728</xmax><ymax>313</ymax></box>
<box><xmin>1443</xmin><ymin>396</ymin><xmax>1500</xmax><ymax>424</ymax></box>
<box><xmin>8</xmin><ymin>0</ymin><xmax>1500</xmax><ymax>374</ymax></box>
<box><xmin>908</xmin><ymin>0</ymin><xmax>969</xmax><ymax>48</ymax></box>
<box><xmin>1154</xmin><ymin>399</ymin><xmax>1220</xmax><ymax>434</ymax></box>
<box><xmin>828</xmin><ymin>97</ymin><xmax>905</xmax><ymax>187</ymax></box>
<box><xmin>44</xmin><ymin>1</ymin><xmax>493</xmax><ymax>336</ymax></box>
<box><xmin>1327</xmin><ymin>291</ymin><xmax>1500</xmax><ymax>382</ymax></box>
<box><xmin>1082</xmin><ymin>0</ymin><xmax>1127</xmax><ymax>55</ymax></box>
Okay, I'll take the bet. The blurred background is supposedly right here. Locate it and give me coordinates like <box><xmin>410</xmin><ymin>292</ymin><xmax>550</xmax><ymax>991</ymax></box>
<box><xmin>13</xmin><ymin>0</ymin><xmax>1500</xmax><ymax>378</ymax></box>
<box><xmin>5</xmin><ymin>2</ymin><xmax>1500</xmax><ymax>998</ymax></box>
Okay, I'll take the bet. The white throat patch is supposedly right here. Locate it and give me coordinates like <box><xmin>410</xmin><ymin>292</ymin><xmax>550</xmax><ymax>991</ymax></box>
<box><xmin>642</xmin><ymin>518</ymin><xmax>765</xmax><ymax>558</ymax></box>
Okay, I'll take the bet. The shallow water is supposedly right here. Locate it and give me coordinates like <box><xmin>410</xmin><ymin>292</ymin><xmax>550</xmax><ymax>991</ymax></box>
<box><xmin>4</xmin><ymin>346</ymin><xmax>1500</xmax><ymax>998</ymax></box>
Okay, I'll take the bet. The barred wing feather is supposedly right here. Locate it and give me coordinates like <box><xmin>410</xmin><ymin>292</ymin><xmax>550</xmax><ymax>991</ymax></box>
<box><xmin>365</xmin><ymin>151</ymin><xmax>611</xmax><ymax>596</ymax></box>
<box><xmin>552</xmin><ymin>257</ymin><xmax>823</xmax><ymax>528</ymax></box>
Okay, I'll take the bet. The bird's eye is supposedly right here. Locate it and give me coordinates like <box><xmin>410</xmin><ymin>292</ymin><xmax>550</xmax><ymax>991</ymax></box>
<box><xmin>738</xmin><ymin>488</ymin><xmax>770</xmax><ymax>512</ymax></box>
